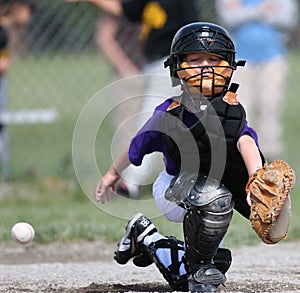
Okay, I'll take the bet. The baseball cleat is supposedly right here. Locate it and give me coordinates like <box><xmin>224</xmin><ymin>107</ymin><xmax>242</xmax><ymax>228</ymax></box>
<box><xmin>114</xmin><ymin>212</ymin><xmax>157</xmax><ymax>265</ymax></box>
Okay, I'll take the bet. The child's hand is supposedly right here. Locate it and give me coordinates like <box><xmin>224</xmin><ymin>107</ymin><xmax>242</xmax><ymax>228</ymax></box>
<box><xmin>95</xmin><ymin>172</ymin><xmax>120</xmax><ymax>204</ymax></box>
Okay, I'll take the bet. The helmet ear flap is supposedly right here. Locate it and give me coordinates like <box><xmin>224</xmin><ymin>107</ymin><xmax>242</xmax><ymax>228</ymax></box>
<box><xmin>164</xmin><ymin>55</ymin><xmax>180</xmax><ymax>87</ymax></box>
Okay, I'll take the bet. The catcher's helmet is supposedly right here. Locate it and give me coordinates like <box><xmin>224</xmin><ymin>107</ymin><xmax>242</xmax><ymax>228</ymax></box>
<box><xmin>165</xmin><ymin>22</ymin><xmax>240</xmax><ymax>97</ymax></box>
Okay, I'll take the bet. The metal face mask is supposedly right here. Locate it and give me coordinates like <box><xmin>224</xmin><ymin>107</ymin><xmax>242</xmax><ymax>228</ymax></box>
<box><xmin>177</xmin><ymin>59</ymin><xmax>234</xmax><ymax>97</ymax></box>
<box><xmin>164</xmin><ymin>22</ymin><xmax>241</xmax><ymax>98</ymax></box>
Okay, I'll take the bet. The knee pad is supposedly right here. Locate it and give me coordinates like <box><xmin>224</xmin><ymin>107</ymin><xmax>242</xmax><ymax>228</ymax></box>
<box><xmin>186</xmin><ymin>175</ymin><xmax>233</xmax><ymax>207</ymax></box>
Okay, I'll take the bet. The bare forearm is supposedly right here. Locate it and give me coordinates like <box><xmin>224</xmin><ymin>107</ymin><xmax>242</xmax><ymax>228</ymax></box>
<box><xmin>217</xmin><ymin>0</ymin><xmax>298</xmax><ymax>30</ymax></box>
<box><xmin>65</xmin><ymin>0</ymin><xmax>123</xmax><ymax>16</ymax></box>
<box><xmin>237</xmin><ymin>135</ymin><xmax>263</xmax><ymax>175</ymax></box>
<box><xmin>91</xmin><ymin>0</ymin><xmax>122</xmax><ymax>16</ymax></box>
<box><xmin>110</xmin><ymin>145</ymin><xmax>131</xmax><ymax>176</ymax></box>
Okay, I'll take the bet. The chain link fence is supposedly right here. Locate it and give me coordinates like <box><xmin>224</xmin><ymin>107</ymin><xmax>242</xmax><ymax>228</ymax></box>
<box><xmin>1</xmin><ymin>0</ymin><xmax>300</xmax><ymax>183</ymax></box>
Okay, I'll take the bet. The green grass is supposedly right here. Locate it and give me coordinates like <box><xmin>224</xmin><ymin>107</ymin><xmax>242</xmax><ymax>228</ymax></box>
<box><xmin>0</xmin><ymin>179</ymin><xmax>184</xmax><ymax>244</ymax></box>
<box><xmin>1</xmin><ymin>49</ymin><xmax>300</xmax><ymax>248</ymax></box>
<box><xmin>6</xmin><ymin>50</ymin><xmax>113</xmax><ymax>179</ymax></box>
<box><xmin>1</xmin><ymin>180</ymin><xmax>299</xmax><ymax>247</ymax></box>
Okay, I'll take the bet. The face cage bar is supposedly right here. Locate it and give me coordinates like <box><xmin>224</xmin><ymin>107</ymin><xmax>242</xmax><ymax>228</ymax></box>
<box><xmin>175</xmin><ymin>65</ymin><xmax>235</xmax><ymax>98</ymax></box>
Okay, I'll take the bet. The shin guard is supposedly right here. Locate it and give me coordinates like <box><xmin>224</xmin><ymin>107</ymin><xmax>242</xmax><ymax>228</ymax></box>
<box><xmin>183</xmin><ymin>183</ymin><xmax>234</xmax><ymax>269</ymax></box>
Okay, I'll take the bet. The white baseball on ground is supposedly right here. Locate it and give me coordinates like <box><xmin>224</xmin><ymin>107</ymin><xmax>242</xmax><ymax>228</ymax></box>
<box><xmin>11</xmin><ymin>222</ymin><xmax>35</xmax><ymax>245</ymax></box>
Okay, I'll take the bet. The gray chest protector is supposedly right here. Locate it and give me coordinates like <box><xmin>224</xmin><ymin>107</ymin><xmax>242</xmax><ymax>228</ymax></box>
<box><xmin>162</xmin><ymin>96</ymin><xmax>247</xmax><ymax>182</ymax></box>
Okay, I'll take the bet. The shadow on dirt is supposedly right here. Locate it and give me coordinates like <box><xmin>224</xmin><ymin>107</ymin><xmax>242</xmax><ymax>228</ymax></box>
<box><xmin>73</xmin><ymin>280</ymin><xmax>300</xmax><ymax>293</ymax></box>
<box><xmin>74</xmin><ymin>282</ymin><xmax>171</xmax><ymax>292</ymax></box>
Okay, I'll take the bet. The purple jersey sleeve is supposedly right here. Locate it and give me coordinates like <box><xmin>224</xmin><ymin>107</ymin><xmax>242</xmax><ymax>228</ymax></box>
<box><xmin>128</xmin><ymin>99</ymin><xmax>173</xmax><ymax>166</ymax></box>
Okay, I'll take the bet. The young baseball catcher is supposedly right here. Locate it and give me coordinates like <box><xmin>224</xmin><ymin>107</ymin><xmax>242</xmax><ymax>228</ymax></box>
<box><xmin>96</xmin><ymin>22</ymin><xmax>295</xmax><ymax>292</ymax></box>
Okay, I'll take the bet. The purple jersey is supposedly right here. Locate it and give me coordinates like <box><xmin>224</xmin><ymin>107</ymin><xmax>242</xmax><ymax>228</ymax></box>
<box><xmin>128</xmin><ymin>98</ymin><xmax>260</xmax><ymax>176</ymax></box>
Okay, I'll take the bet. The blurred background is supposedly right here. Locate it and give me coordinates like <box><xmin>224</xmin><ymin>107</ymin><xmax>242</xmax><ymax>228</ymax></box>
<box><xmin>1</xmin><ymin>0</ymin><xmax>300</xmax><ymax>245</ymax></box>
<box><xmin>2</xmin><ymin>0</ymin><xmax>300</xmax><ymax>181</ymax></box>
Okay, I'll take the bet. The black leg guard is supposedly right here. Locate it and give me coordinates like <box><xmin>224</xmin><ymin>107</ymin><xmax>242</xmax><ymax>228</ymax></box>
<box><xmin>184</xmin><ymin>194</ymin><xmax>234</xmax><ymax>268</ymax></box>
<box><xmin>184</xmin><ymin>189</ymin><xmax>234</xmax><ymax>292</ymax></box>
<box><xmin>166</xmin><ymin>174</ymin><xmax>234</xmax><ymax>269</ymax></box>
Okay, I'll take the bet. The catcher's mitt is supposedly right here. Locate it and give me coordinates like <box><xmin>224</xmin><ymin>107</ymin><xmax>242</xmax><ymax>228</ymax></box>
<box><xmin>245</xmin><ymin>160</ymin><xmax>295</xmax><ymax>244</ymax></box>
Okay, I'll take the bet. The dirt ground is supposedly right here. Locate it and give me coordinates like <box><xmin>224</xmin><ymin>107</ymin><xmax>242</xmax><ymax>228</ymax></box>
<box><xmin>0</xmin><ymin>239</ymin><xmax>300</xmax><ymax>293</ymax></box>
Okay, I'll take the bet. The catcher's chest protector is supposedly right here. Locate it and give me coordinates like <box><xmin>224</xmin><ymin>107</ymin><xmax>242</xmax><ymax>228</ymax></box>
<box><xmin>162</xmin><ymin>96</ymin><xmax>246</xmax><ymax>175</ymax></box>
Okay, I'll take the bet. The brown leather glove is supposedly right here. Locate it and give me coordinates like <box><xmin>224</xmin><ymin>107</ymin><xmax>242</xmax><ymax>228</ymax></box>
<box><xmin>245</xmin><ymin>160</ymin><xmax>295</xmax><ymax>244</ymax></box>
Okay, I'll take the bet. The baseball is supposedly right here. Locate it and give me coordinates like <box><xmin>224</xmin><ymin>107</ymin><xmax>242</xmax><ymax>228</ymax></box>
<box><xmin>11</xmin><ymin>222</ymin><xmax>35</xmax><ymax>245</ymax></box>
